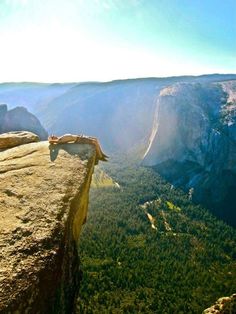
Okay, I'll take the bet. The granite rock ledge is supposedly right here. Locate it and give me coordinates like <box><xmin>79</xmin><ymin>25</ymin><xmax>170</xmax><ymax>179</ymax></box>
<box><xmin>0</xmin><ymin>140</ymin><xmax>100</xmax><ymax>313</ymax></box>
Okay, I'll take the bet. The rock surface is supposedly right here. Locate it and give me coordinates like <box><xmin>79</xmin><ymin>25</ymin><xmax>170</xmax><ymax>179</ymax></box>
<box><xmin>0</xmin><ymin>131</ymin><xmax>39</xmax><ymax>149</ymax></box>
<box><xmin>0</xmin><ymin>140</ymin><xmax>99</xmax><ymax>313</ymax></box>
<box><xmin>203</xmin><ymin>293</ymin><xmax>236</xmax><ymax>314</ymax></box>
<box><xmin>0</xmin><ymin>104</ymin><xmax>48</xmax><ymax>140</ymax></box>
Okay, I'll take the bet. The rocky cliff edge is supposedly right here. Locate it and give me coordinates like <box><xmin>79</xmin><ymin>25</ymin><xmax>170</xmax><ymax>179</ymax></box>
<box><xmin>0</xmin><ymin>139</ymin><xmax>100</xmax><ymax>313</ymax></box>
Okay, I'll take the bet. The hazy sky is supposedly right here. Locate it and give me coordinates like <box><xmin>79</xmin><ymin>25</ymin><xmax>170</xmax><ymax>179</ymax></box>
<box><xmin>0</xmin><ymin>0</ymin><xmax>235</xmax><ymax>82</ymax></box>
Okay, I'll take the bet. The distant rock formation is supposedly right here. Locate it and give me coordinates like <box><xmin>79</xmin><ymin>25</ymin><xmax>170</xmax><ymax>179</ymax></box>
<box><xmin>0</xmin><ymin>137</ymin><xmax>101</xmax><ymax>313</ymax></box>
<box><xmin>142</xmin><ymin>81</ymin><xmax>236</xmax><ymax>226</ymax></box>
<box><xmin>1</xmin><ymin>75</ymin><xmax>234</xmax><ymax>153</ymax></box>
<box><xmin>203</xmin><ymin>293</ymin><xmax>236</xmax><ymax>314</ymax></box>
<box><xmin>0</xmin><ymin>104</ymin><xmax>48</xmax><ymax>140</ymax></box>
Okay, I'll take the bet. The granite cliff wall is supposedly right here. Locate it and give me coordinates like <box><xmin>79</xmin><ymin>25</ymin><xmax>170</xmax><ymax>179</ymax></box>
<box><xmin>142</xmin><ymin>81</ymin><xmax>236</xmax><ymax>225</ymax></box>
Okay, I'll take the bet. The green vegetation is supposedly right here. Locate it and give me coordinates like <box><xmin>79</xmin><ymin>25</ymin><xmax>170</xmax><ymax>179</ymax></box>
<box><xmin>166</xmin><ymin>200</ymin><xmax>181</xmax><ymax>212</ymax></box>
<box><xmin>76</xmin><ymin>158</ymin><xmax>236</xmax><ymax>314</ymax></box>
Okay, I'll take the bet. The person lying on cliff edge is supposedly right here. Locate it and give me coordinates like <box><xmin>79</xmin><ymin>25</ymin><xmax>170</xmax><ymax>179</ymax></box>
<box><xmin>48</xmin><ymin>134</ymin><xmax>108</xmax><ymax>162</ymax></box>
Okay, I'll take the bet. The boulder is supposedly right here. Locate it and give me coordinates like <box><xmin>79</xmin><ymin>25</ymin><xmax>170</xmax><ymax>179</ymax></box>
<box><xmin>0</xmin><ymin>131</ymin><xmax>39</xmax><ymax>149</ymax></box>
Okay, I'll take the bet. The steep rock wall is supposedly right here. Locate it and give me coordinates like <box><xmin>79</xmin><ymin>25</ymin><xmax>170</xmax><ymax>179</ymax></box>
<box><xmin>0</xmin><ymin>141</ymin><xmax>99</xmax><ymax>313</ymax></box>
<box><xmin>142</xmin><ymin>81</ymin><xmax>236</xmax><ymax>225</ymax></box>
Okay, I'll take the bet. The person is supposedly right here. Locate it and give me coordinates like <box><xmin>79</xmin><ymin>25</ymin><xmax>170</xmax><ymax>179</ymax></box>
<box><xmin>48</xmin><ymin>134</ymin><xmax>82</xmax><ymax>144</ymax></box>
<box><xmin>48</xmin><ymin>133</ymin><xmax>108</xmax><ymax>161</ymax></box>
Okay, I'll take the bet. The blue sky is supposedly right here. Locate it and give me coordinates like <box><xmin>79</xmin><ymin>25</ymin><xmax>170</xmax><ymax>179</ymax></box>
<box><xmin>0</xmin><ymin>0</ymin><xmax>235</xmax><ymax>82</ymax></box>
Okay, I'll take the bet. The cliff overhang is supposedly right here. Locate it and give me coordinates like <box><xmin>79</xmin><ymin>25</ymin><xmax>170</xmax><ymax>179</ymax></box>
<box><xmin>0</xmin><ymin>140</ymin><xmax>100</xmax><ymax>313</ymax></box>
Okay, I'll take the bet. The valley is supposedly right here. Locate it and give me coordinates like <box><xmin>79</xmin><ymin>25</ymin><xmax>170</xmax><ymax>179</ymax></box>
<box><xmin>76</xmin><ymin>157</ymin><xmax>236</xmax><ymax>313</ymax></box>
<box><xmin>1</xmin><ymin>0</ymin><xmax>235</xmax><ymax>312</ymax></box>
<box><xmin>0</xmin><ymin>75</ymin><xmax>236</xmax><ymax>313</ymax></box>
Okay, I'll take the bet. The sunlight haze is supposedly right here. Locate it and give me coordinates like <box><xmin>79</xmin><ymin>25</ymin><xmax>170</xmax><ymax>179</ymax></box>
<box><xmin>0</xmin><ymin>0</ymin><xmax>235</xmax><ymax>82</ymax></box>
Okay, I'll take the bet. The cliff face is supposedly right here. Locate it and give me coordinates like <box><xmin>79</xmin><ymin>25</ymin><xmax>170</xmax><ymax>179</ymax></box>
<box><xmin>0</xmin><ymin>104</ymin><xmax>48</xmax><ymax>140</ymax></box>
<box><xmin>0</xmin><ymin>140</ymin><xmax>98</xmax><ymax>313</ymax></box>
<box><xmin>142</xmin><ymin>81</ymin><xmax>236</xmax><ymax>225</ymax></box>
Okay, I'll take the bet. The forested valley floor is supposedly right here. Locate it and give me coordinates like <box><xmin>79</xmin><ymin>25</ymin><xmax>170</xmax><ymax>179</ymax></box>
<box><xmin>76</xmin><ymin>157</ymin><xmax>236</xmax><ymax>314</ymax></box>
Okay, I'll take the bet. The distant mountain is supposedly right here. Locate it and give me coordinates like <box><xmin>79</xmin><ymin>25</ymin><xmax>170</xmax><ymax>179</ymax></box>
<box><xmin>0</xmin><ymin>74</ymin><xmax>235</xmax><ymax>152</ymax></box>
<box><xmin>0</xmin><ymin>104</ymin><xmax>48</xmax><ymax>140</ymax></box>
<box><xmin>0</xmin><ymin>83</ymin><xmax>76</xmax><ymax>114</ymax></box>
<box><xmin>0</xmin><ymin>73</ymin><xmax>236</xmax><ymax>225</ymax></box>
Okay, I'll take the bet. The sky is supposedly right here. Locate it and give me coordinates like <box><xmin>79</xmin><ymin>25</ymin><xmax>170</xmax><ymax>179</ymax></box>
<box><xmin>0</xmin><ymin>0</ymin><xmax>235</xmax><ymax>82</ymax></box>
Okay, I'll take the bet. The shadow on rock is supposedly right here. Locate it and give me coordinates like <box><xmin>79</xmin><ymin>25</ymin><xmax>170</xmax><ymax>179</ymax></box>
<box><xmin>49</xmin><ymin>143</ymin><xmax>93</xmax><ymax>162</ymax></box>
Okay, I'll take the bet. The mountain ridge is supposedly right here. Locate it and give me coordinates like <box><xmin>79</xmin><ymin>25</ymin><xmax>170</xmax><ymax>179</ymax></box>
<box><xmin>0</xmin><ymin>74</ymin><xmax>236</xmax><ymax>225</ymax></box>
